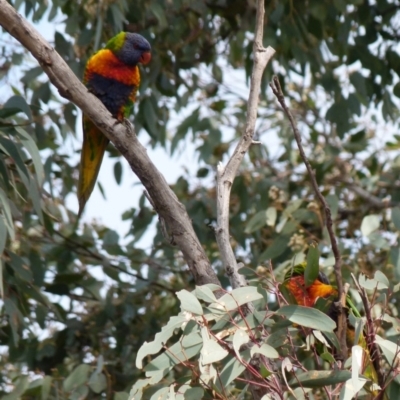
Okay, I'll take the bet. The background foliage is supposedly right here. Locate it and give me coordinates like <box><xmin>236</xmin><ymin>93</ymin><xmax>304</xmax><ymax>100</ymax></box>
<box><xmin>2</xmin><ymin>0</ymin><xmax>400</xmax><ymax>398</ymax></box>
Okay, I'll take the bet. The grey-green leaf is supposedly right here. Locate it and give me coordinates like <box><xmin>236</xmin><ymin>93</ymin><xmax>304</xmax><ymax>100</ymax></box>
<box><xmin>136</xmin><ymin>315</ymin><xmax>187</xmax><ymax>368</ymax></box>
<box><xmin>290</xmin><ymin>370</ymin><xmax>351</xmax><ymax>388</ymax></box>
<box><xmin>177</xmin><ymin>289</ymin><xmax>203</xmax><ymax>315</ymax></box>
<box><xmin>250</xmin><ymin>343</ymin><xmax>279</xmax><ymax>359</ymax></box>
<box><xmin>360</xmin><ymin>214</ymin><xmax>380</xmax><ymax>237</ymax></box>
<box><xmin>305</xmin><ymin>243</ymin><xmax>319</xmax><ymax>287</ymax></box>
<box><xmin>276</xmin><ymin>305</ymin><xmax>336</xmax><ymax>332</ymax></box>
<box><xmin>211</xmin><ymin>286</ymin><xmax>263</xmax><ymax>311</ymax></box>
<box><xmin>88</xmin><ymin>371</ymin><xmax>107</xmax><ymax>393</ymax></box>
<box><xmin>63</xmin><ymin>364</ymin><xmax>91</xmax><ymax>392</ymax></box>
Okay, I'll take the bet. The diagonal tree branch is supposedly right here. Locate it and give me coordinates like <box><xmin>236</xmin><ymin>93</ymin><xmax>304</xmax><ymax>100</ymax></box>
<box><xmin>270</xmin><ymin>76</ymin><xmax>347</xmax><ymax>361</ymax></box>
<box><xmin>215</xmin><ymin>0</ymin><xmax>275</xmax><ymax>289</ymax></box>
<box><xmin>0</xmin><ymin>0</ymin><xmax>220</xmax><ymax>287</ymax></box>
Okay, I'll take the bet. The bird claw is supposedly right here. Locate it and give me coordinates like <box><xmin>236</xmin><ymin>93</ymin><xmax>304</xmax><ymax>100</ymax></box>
<box><xmin>122</xmin><ymin>118</ymin><xmax>136</xmax><ymax>137</ymax></box>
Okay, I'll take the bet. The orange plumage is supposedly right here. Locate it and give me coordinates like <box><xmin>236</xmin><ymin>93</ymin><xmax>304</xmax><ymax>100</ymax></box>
<box><xmin>284</xmin><ymin>274</ymin><xmax>337</xmax><ymax>307</ymax></box>
<box><xmin>78</xmin><ymin>32</ymin><xmax>151</xmax><ymax>216</ymax></box>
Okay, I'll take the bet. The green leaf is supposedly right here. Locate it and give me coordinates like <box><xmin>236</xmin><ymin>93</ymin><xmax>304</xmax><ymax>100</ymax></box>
<box><xmin>88</xmin><ymin>372</ymin><xmax>107</xmax><ymax>393</ymax></box>
<box><xmin>305</xmin><ymin>243</ymin><xmax>319</xmax><ymax>287</ymax></box>
<box><xmin>392</xmin><ymin>207</ymin><xmax>400</xmax><ymax>231</ymax></box>
<box><xmin>144</xmin><ymin>332</ymin><xmax>202</xmax><ymax>373</ymax></box>
<box><xmin>14</xmin><ymin>126</ymin><xmax>44</xmax><ymax>187</ymax></box>
<box><xmin>376</xmin><ymin>335</ymin><xmax>400</xmax><ymax>365</ymax></box>
<box><xmin>276</xmin><ymin>305</ymin><xmax>336</xmax><ymax>332</ymax></box>
<box><xmin>29</xmin><ymin>178</ymin><xmax>44</xmax><ymax>223</ymax></box>
<box><xmin>41</xmin><ymin>376</ymin><xmax>52</xmax><ymax>400</ymax></box>
<box><xmin>283</xmin><ymin>199</ymin><xmax>303</xmax><ymax>216</ymax></box>
<box><xmin>70</xmin><ymin>385</ymin><xmax>89</xmax><ymax>400</ymax></box>
<box><xmin>114</xmin><ymin>161</ymin><xmax>122</xmax><ymax>185</ymax></box>
<box><xmin>177</xmin><ymin>289</ymin><xmax>203</xmax><ymax>315</ymax></box>
<box><xmin>201</xmin><ymin>339</ymin><xmax>228</xmax><ymax>364</ymax></box>
<box><xmin>232</xmin><ymin>329</ymin><xmax>250</xmax><ymax>361</ymax></box>
<box><xmin>290</xmin><ymin>370</ymin><xmax>351</xmax><ymax>387</ymax></box>
<box><xmin>0</xmin><ymin>215</ymin><xmax>7</xmax><ymax>256</ymax></box>
<box><xmin>259</xmin><ymin>235</ymin><xmax>289</xmax><ymax>261</ymax></box>
<box><xmin>245</xmin><ymin>210</ymin><xmax>267</xmax><ymax>233</ymax></box>
<box><xmin>0</xmin><ymin>189</ymin><xmax>14</xmax><ymax>240</ymax></box>
<box><xmin>183</xmin><ymin>387</ymin><xmax>204</xmax><ymax>399</ymax></box>
<box><xmin>63</xmin><ymin>364</ymin><xmax>91</xmax><ymax>392</ymax></box>
<box><xmin>211</xmin><ymin>286</ymin><xmax>263</xmax><ymax>312</ymax></box>
<box><xmin>8</xmin><ymin>250</ymin><xmax>32</xmax><ymax>282</ymax></box>
<box><xmin>0</xmin><ymin>136</ymin><xmax>30</xmax><ymax>183</ymax></box>
<box><xmin>216</xmin><ymin>354</ymin><xmax>246</xmax><ymax>391</ymax></box>
<box><xmin>114</xmin><ymin>392</ymin><xmax>129</xmax><ymax>400</ymax></box>
<box><xmin>266</xmin><ymin>206</ymin><xmax>277</xmax><ymax>227</ymax></box>
<box><xmin>2</xmin><ymin>375</ymin><xmax>29</xmax><ymax>400</ymax></box>
<box><xmin>3</xmin><ymin>95</ymin><xmax>32</xmax><ymax>121</ymax></box>
<box><xmin>250</xmin><ymin>343</ymin><xmax>279</xmax><ymax>359</ymax></box>
<box><xmin>358</xmin><ymin>273</ymin><xmax>388</xmax><ymax>290</ymax></box>
<box><xmin>128</xmin><ymin>378</ymin><xmax>152</xmax><ymax>400</ymax></box>
<box><xmin>393</xmin><ymin>82</ymin><xmax>400</xmax><ymax>98</ymax></box>
<box><xmin>374</xmin><ymin>270</ymin><xmax>389</xmax><ymax>288</ymax></box>
<box><xmin>360</xmin><ymin>214</ymin><xmax>380</xmax><ymax>237</ymax></box>
<box><xmin>171</xmin><ymin>108</ymin><xmax>200</xmax><ymax>155</ymax></box>
<box><xmin>340</xmin><ymin>376</ymin><xmax>367</xmax><ymax>400</ymax></box>
<box><xmin>136</xmin><ymin>315</ymin><xmax>187</xmax><ymax>368</ymax></box>
<box><xmin>195</xmin><ymin>285</ymin><xmax>217</xmax><ymax>303</ymax></box>
<box><xmin>326</xmin><ymin>194</ymin><xmax>339</xmax><ymax>219</ymax></box>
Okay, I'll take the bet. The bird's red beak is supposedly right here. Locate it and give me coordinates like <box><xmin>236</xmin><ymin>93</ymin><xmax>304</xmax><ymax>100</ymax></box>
<box><xmin>140</xmin><ymin>51</ymin><xmax>151</xmax><ymax>65</ymax></box>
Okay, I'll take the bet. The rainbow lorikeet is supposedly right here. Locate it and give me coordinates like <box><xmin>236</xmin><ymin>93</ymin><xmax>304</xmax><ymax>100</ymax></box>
<box><xmin>281</xmin><ymin>263</ymin><xmax>383</xmax><ymax>397</ymax></box>
<box><xmin>78</xmin><ymin>32</ymin><xmax>151</xmax><ymax>215</ymax></box>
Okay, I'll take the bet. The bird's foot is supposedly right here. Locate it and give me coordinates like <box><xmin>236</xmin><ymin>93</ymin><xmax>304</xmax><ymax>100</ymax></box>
<box><xmin>121</xmin><ymin>118</ymin><xmax>136</xmax><ymax>137</ymax></box>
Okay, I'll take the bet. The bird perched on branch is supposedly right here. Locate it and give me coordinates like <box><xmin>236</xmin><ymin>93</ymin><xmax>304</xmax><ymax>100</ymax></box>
<box><xmin>78</xmin><ymin>32</ymin><xmax>151</xmax><ymax>216</ymax></box>
<box><xmin>281</xmin><ymin>262</ymin><xmax>383</xmax><ymax>398</ymax></box>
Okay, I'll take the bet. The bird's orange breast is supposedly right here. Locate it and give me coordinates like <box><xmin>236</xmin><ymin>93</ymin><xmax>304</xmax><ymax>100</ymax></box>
<box><xmin>285</xmin><ymin>276</ymin><xmax>337</xmax><ymax>307</ymax></box>
<box><xmin>84</xmin><ymin>49</ymin><xmax>140</xmax><ymax>87</ymax></box>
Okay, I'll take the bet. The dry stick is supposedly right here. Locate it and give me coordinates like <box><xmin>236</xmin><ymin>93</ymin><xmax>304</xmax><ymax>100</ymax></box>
<box><xmin>0</xmin><ymin>0</ymin><xmax>220</xmax><ymax>287</ymax></box>
<box><xmin>269</xmin><ymin>76</ymin><xmax>347</xmax><ymax>361</ymax></box>
<box><xmin>215</xmin><ymin>0</ymin><xmax>275</xmax><ymax>290</ymax></box>
<box><xmin>352</xmin><ymin>275</ymin><xmax>386</xmax><ymax>399</ymax></box>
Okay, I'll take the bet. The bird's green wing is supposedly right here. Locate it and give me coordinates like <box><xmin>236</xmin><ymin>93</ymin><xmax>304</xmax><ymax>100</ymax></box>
<box><xmin>78</xmin><ymin>116</ymin><xmax>109</xmax><ymax>216</ymax></box>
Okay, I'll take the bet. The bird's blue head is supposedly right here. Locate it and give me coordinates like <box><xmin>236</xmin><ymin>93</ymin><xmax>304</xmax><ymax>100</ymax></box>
<box><xmin>107</xmin><ymin>32</ymin><xmax>151</xmax><ymax>66</ymax></box>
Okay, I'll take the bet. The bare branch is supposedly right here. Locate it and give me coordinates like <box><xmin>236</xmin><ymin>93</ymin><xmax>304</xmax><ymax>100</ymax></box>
<box><xmin>0</xmin><ymin>0</ymin><xmax>220</xmax><ymax>287</ymax></box>
<box><xmin>215</xmin><ymin>0</ymin><xmax>275</xmax><ymax>289</ymax></box>
<box><xmin>352</xmin><ymin>274</ymin><xmax>386</xmax><ymax>399</ymax></box>
<box><xmin>270</xmin><ymin>76</ymin><xmax>347</xmax><ymax>361</ymax></box>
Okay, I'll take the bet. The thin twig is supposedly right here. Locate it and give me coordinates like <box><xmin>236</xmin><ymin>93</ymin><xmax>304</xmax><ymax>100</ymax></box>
<box><xmin>270</xmin><ymin>76</ymin><xmax>347</xmax><ymax>361</ymax></box>
<box><xmin>352</xmin><ymin>274</ymin><xmax>386</xmax><ymax>399</ymax></box>
<box><xmin>215</xmin><ymin>0</ymin><xmax>275</xmax><ymax>291</ymax></box>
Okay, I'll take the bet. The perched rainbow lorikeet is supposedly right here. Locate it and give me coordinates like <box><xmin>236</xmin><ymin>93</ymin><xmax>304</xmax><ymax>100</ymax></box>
<box><xmin>281</xmin><ymin>263</ymin><xmax>384</xmax><ymax>398</ymax></box>
<box><xmin>78</xmin><ymin>32</ymin><xmax>151</xmax><ymax>215</ymax></box>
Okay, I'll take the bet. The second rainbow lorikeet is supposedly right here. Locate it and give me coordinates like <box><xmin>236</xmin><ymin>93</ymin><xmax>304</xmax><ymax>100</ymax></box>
<box><xmin>281</xmin><ymin>262</ymin><xmax>384</xmax><ymax>398</ymax></box>
<box><xmin>78</xmin><ymin>32</ymin><xmax>151</xmax><ymax>216</ymax></box>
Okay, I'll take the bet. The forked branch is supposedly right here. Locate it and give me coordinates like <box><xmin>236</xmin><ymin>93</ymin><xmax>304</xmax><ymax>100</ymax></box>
<box><xmin>215</xmin><ymin>0</ymin><xmax>275</xmax><ymax>289</ymax></box>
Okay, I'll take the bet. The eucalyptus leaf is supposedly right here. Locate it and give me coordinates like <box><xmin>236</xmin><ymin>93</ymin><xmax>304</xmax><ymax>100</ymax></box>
<box><xmin>250</xmin><ymin>343</ymin><xmax>279</xmax><ymax>359</ymax></box>
<box><xmin>305</xmin><ymin>243</ymin><xmax>319</xmax><ymax>287</ymax></box>
<box><xmin>136</xmin><ymin>315</ymin><xmax>187</xmax><ymax>368</ymax></box>
<box><xmin>360</xmin><ymin>214</ymin><xmax>380</xmax><ymax>237</ymax></box>
<box><xmin>176</xmin><ymin>289</ymin><xmax>204</xmax><ymax>315</ymax></box>
<box><xmin>232</xmin><ymin>328</ymin><xmax>250</xmax><ymax>361</ymax></box>
<box><xmin>276</xmin><ymin>305</ymin><xmax>336</xmax><ymax>332</ymax></box>
<box><xmin>290</xmin><ymin>370</ymin><xmax>351</xmax><ymax>387</ymax></box>
<box><xmin>63</xmin><ymin>364</ymin><xmax>91</xmax><ymax>392</ymax></box>
<box><xmin>211</xmin><ymin>286</ymin><xmax>263</xmax><ymax>312</ymax></box>
<box><xmin>195</xmin><ymin>285</ymin><xmax>217</xmax><ymax>303</ymax></box>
